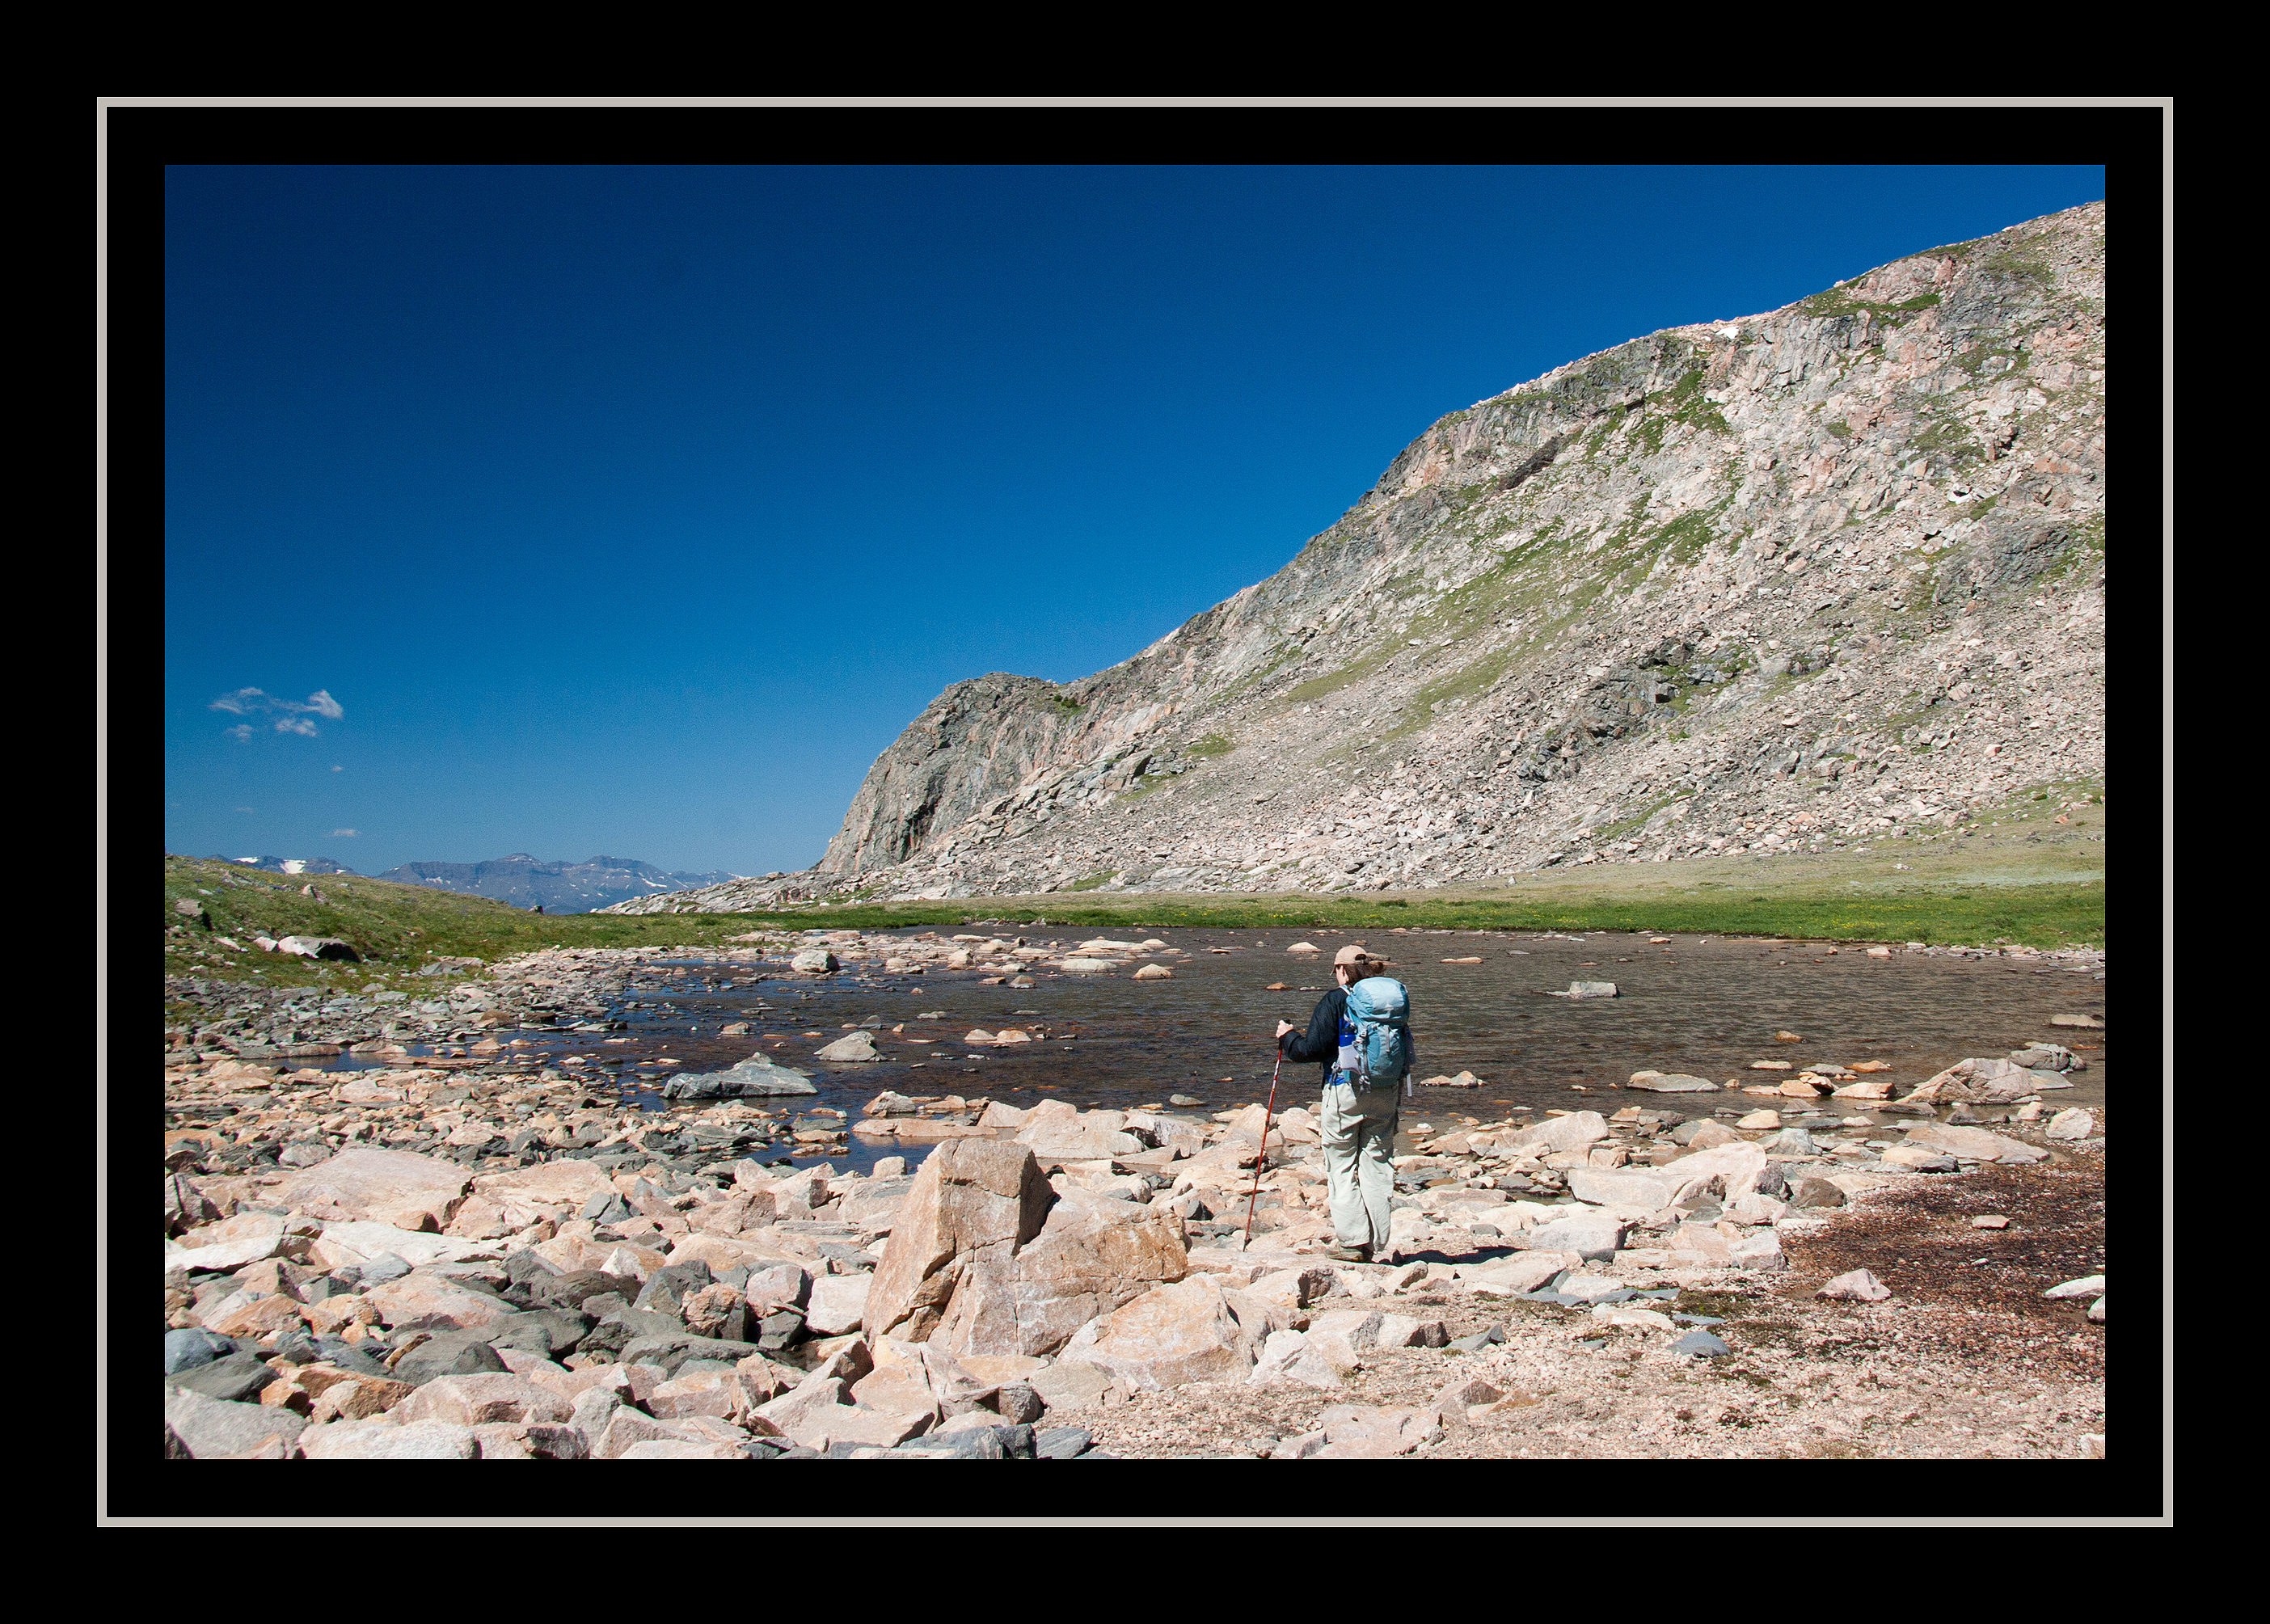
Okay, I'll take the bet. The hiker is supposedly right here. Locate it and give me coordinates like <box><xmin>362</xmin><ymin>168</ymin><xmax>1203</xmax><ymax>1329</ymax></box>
<box><xmin>1276</xmin><ymin>944</ymin><xmax>1412</xmax><ymax>1263</ymax></box>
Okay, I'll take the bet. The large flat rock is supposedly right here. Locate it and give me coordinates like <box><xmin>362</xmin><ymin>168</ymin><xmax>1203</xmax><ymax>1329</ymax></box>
<box><xmin>661</xmin><ymin>1057</ymin><xmax>818</xmax><ymax>1099</ymax></box>
<box><xmin>470</xmin><ymin>1159</ymin><xmax>618</xmax><ymax>1209</ymax></box>
<box><xmin>1060</xmin><ymin>1273</ymin><xmax>1251</xmax><ymax>1391</ymax></box>
<box><xmin>1659</xmin><ymin>1141</ymin><xmax>1772</xmax><ymax>1203</ymax></box>
<box><xmin>1503</xmin><ymin>1111</ymin><xmax>1608</xmax><ymax>1154</ymax></box>
<box><xmin>1902</xmin><ymin>1120</ymin><xmax>2046</xmax><ymax>1162</ymax></box>
<box><xmin>164</xmin><ymin>1389</ymin><xmax>306</xmax><ymax>1458</ymax></box>
<box><xmin>1626</xmin><ymin>1072</ymin><xmax>1720</xmax><ymax>1093</ymax></box>
<box><xmin>1525</xmin><ymin>1216</ymin><xmax>1628</xmax><ymax>1261</ymax></box>
<box><xmin>309</xmin><ymin>1221</ymin><xmax>500</xmax><ymax>1269</ymax></box>
<box><xmin>1563</xmin><ymin>1166</ymin><xmax>1677</xmax><ymax>1209</ymax></box>
<box><xmin>270</xmin><ymin>1146</ymin><xmax>470</xmax><ymax>1230</ymax></box>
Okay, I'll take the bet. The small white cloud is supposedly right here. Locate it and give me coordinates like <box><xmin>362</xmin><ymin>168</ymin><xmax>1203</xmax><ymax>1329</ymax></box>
<box><xmin>330</xmin><ymin>765</ymin><xmax>344</xmax><ymax>772</ymax></box>
<box><xmin>209</xmin><ymin>685</ymin><xmax>345</xmax><ymax>737</ymax></box>
<box><xmin>234</xmin><ymin>806</ymin><xmax>255</xmax><ymax>813</ymax></box>
<box><xmin>225</xmin><ymin>723</ymin><xmax>255</xmax><ymax>742</ymax></box>
<box><xmin>329</xmin><ymin>828</ymin><xmax>359</xmax><ymax>837</ymax></box>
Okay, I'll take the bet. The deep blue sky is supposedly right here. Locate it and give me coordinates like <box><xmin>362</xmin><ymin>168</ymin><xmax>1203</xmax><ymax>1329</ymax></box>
<box><xmin>162</xmin><ymin>164</ymin><xmax>2105</xmax><ymax>876</ymax></box>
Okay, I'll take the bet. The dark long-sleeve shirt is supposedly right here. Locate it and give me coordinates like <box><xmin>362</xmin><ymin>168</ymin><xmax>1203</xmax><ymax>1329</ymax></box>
<box><xmin>1279</xmin><ymin>986</ymin><xmax>1349</xmax><ymax>1090</ymax></box>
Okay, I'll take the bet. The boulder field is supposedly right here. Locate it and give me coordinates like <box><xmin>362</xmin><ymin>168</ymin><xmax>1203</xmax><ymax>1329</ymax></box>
<box><xmin>165</xmin><ymin>1029</ymin><xmax>2105</xmax><ymax>1460</ymax></box>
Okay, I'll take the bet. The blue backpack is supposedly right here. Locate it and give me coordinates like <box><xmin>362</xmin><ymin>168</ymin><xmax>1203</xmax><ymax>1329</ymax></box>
<box><xmin>1337</xmin><ymin>977</ymin><xmax>1413</xmax><ymax>1096</ymax></box>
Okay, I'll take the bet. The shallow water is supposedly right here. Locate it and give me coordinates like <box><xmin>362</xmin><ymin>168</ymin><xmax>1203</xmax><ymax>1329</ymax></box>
<box><xmin>357</xmin><ymin>926</ymin><xmax>2102</xmax><ymax>1175</ymax></box>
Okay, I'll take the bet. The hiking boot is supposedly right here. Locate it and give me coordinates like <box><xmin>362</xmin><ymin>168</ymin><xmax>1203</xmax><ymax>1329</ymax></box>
<box><xmin>1317</xmin><ymin>1245</ymin><xmax>1369</xmax><ymax>1263</ymax></box>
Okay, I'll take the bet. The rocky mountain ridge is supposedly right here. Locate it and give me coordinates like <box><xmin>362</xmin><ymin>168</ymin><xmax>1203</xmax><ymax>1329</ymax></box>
<box><xmin>379</xmin><ymin>854</ymin><xmax>741</xmax><ymax>914</ymax></box>
<box><xmin>609</xmin><ymin>202</ymin><xmax>2106</xmax><ymax>916</ymax></box>
<box><xmin>214</xmin><ymin>856</ymin><xmax>359</xmax><ymax>876</ymax></box>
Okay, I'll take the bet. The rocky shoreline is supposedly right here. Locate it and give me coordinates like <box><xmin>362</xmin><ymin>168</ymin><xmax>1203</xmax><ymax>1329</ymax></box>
<box><xmin>163</xmin><ymin>933</ymin><xmax>2107</xmax><ymax>1461</ymax></box>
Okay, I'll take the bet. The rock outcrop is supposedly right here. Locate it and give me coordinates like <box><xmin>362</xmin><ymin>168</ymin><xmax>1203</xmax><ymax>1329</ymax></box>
<box><xmin>614</xmin><ymin>202</ymin><xmax>2111</xmax><ymax>905</ymax></box>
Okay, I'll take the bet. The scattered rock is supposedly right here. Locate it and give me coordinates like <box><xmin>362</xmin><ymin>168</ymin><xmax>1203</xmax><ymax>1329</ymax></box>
<box><xmin>1034</xmin><ymin>1424</ymin><xmax>1094</xmax><ymax>1459</ymax></box>
<box><xmin>1504</xmin><ymin>1111</ymin><xmax>1608</xmax><ymax>1154</ymax></box>
<box><xmin>2045</xmin><ymin>1107</ymin><xmax>2095</xmax><ymax>1141</ymax></box>
<box><xmin>302</xmin><ymin>1419</ymin><xmax>480</xmax><ymax>1459</ymax></box>
<box><xmin>270</xmin><ymin>1146</ymin><xmax>470</xmax><ymax>1233</ymax></box>
<box><xmin>164</xmin><ymin>1389</ymin><xmax>306</xmax><ymax>1457</ymax></box>
<box><xmin>1564</xmin><ymin>1166</ymin><xmax>1675</xmax><ymax>1209</ymax></box>
<box><xmin>1590</xmin><ymin>1304</ymin><xmax>1674</xmax><ymax>1331</ymax></box>
<box><xmin>1305</xmin><ymin>1404</ymin><xmax>1440</xmax><ymax>1459</ymax></box>
<box><xmin>1525</xmin><ymin>1216</ymin><xmax>1628</xmax><ymax>1262</ymax></box>
<box><xmin>1901</xmin><ymin>1057</ymin><xmax>2053</xmax><ymax>1104</ymax></box>
<box><xmin>1902</xmin><ymin>1120</ymin><xmax>2046</xmax><ymax>1163</ymax></box>
<box><xmin>170</xmin><ymin>1350</ymin><xmax>279</xmax><ymax>1404</ymax></box>
<box><xmin>1727</xmin><ymin>1232</ymin><xmax>1786</xmax><ymax>1271</ymax></box>
<box><xmin>163</xmin><ymin>1327</ymin><xmax>239</xmax><ymax>1376</ymax></box>
<box><xmin>1059</xmin><ymin>1274</ymin><xmax>1250</xmax><ymax>1390</ymax></box>
<box><xmin>663</xmin><ymin>1057</ymin><xmax>819</xmax><ymax>1099</ymax></box>
<box><xmin>1463</xmin><ymin>1252</ymin><xmax>1578</xmax><ymax>1297</ymax></box>
<box><xmin>1627</xmin><ymin>1071</ymin><xmax>1718</xmax><ymax>1092</ymax></box>
<box><xmin>1816</xmin><ymin>1268</ymin><xmax>1892</xmax><ymax>1301</ymax></box>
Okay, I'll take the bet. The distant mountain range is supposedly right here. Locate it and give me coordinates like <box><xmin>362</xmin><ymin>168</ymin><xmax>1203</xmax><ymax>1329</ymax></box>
<box><xmin>215</xmin><ymin>855</ymin><xmax>359</xmax><ymax>876</ymax></box>
<box><xmin>371</xmin><ymin>854</ymin><xmax>743</xmax><ymax>913</ymax></box>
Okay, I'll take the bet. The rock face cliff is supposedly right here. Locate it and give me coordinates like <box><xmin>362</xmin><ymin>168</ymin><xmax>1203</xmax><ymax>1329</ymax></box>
<box><xmin>609</xmin><ymin>202</ymin><xmax>2107</xmax><ymax>914</ymax></box>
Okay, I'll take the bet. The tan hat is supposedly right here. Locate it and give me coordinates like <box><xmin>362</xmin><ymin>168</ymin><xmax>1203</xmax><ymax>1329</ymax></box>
<box><xmin>1333</xmin><ymin>944</ymin><xmax>1378</xmax><ymax>967</ymax></box>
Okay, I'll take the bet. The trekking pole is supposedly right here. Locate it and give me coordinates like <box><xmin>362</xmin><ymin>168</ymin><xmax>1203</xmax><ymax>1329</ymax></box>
<box><xmin>1242</xmin><ymin>1050</ymin><xmax>1284</xmax><ymax>1250</ymax></box>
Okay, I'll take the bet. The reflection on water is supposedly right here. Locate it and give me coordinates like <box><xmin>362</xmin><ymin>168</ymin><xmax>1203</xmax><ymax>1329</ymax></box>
<box><xmin>324</xmin><ymin>927</ymin><xmax>2105</xmax><ymax>1177</ymax></box>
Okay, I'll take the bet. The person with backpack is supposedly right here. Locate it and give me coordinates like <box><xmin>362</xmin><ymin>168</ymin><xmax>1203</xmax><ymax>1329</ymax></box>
<box><xmin>1275</xmin><ymin>944</ymin><xmax>1412</xmax><ymax>1263</ymax></box>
